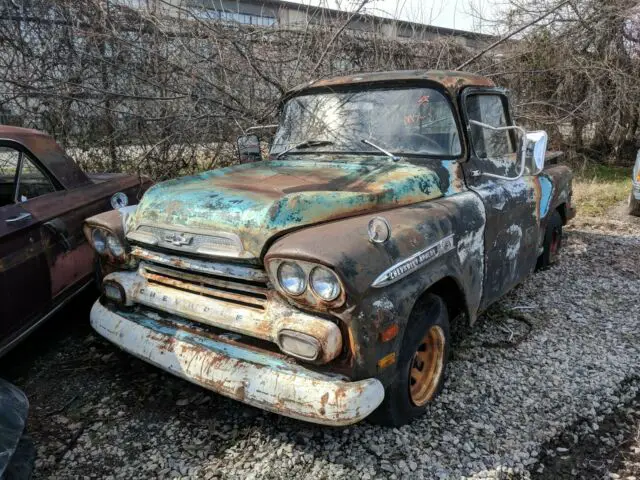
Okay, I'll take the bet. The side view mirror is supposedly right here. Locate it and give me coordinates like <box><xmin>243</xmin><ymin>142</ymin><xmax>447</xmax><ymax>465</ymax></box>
<box><xmin>237</xmin><ymin>134</ymin><xmax>261</xmax><ymax>164</ymax></box>
<box><xmin>525</xmin><ymin>131</ymin><xmax>548</xmax><ymax>174</ymax></box>
<box><xmin>469</xmin><ymin>120</ymin><xmax>548</xmax><ymax>181</ymax></box>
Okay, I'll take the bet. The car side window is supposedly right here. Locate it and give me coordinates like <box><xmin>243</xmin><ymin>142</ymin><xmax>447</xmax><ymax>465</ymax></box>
<box><xmin>466</xmin><ymin>94</ymin><xmax>515</xmax><ymax>159</ymax></box>
<box><xmin>0</xmin><ymin>147</ymin><xmax>20</xmax><ymax>207</ymax></box>
<box><xmin>16</xmin><ymin>155</ymin><xmax>56</xmax><ymax>202</ymax></box>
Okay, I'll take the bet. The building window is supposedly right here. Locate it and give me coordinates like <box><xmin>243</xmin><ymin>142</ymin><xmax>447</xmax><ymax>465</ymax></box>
<box><xmin>194</xmin><ymin>8</ymin><xmax>275</xmax><ymax>26</ymax></box>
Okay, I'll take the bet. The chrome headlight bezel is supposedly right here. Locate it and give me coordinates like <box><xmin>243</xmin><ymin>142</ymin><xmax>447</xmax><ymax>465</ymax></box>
<box><xmin>106</xmin><ymin>233</ymin><xmax>126</xmax><ymax>259</ymax></box>
<box><xmin>91</xmin><ymin>229</ymin><xmax>107</xmax><ymax>255</ymax></box>
<box><xmin>266</xmin><ymin>258</ymin><xmax>346</xmax><ymax>309</ymax></box>
<box><xmin>276</xmin><ymin>261</ymin><xmax>307</xmax><ymax>296</ymax></box>
<box><xmin>309</xmin><ymin>266</ymin><xmax>341</xmax><ymax>301</ymax></box>
<box><xmin>85</xmin><ymin>225</ymin><xmax>130</xmax><ymax>263</ymax></box>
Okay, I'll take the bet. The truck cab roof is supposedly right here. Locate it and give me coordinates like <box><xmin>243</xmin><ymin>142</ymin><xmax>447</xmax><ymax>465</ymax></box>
<box><xmin>288</xmin><ymin>70</ymin><xmax>496</xmax><ymax>96</ymax></box>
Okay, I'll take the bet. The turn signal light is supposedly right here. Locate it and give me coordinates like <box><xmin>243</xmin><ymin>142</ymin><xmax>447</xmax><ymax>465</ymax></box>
<box><xmin>103</xmin><ymin>281</ymin><xmax>125</xmax><ymax>304</ymax></box>
<box><xmin>277</xmin><ymin>330</ymin><xmax>321</xmax><ymax>361</ymax></box>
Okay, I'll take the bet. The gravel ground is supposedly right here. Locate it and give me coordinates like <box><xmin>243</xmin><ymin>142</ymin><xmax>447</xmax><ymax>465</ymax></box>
<box><xmin>1</xmin><ymin>206</ymin><xmax>639</xmax><ymax>479</ymax></box>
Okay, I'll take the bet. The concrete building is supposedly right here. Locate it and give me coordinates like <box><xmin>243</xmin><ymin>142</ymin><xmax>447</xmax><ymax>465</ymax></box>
<box><xmin>121</xmin><ymin>0</ymin><xmax>495</xmax><ymax>48</ymax></box>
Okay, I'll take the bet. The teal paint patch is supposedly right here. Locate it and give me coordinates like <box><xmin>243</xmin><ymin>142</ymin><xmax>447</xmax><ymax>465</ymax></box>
<box><xmin>132</xmin><ymin>159</ymin><xmax>445</xmax><ymax>257</ymax></box>
<box><xmin>539</xmin><ymin>176</ymin><xmax>553</xmax><ymax>218</ymax></box>
<box><xmin>441</xmin><ymin>160</ymin><xmax>462</xmax><ymax>196</ymax></box>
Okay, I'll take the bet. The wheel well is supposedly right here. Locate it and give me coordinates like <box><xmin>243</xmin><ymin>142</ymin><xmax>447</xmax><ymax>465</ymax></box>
<box><xmin>418</xmin><ymin>277</ymin><xmax>468</xmax><ymax>325</ymax></box>
<box><xmin>556</xmin><ymin>203</ymin><xmax>567</xmax><ymax>225</ymax></box>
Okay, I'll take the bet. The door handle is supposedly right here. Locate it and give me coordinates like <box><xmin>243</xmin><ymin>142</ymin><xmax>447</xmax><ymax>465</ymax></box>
<box><xmin>6</xmin><ymin>212</ymin><xmax>31</xmax><ymax>223</ymax></box>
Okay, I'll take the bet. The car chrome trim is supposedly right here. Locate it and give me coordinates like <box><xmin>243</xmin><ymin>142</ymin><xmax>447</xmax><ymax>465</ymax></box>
<box><xmin>91</xmin><ymin>301</ymin><xmax>384</xmax><ymax>426</ymax></box>
<box><xmin>127</xmin><ymin>222</ymin><xmax>244</xmax><ymax>258</ymax></box>
<box><xmin>130</xmin><ymin>246</ymin><xmax>268</xmax><ymax>283</ymax></box>
<box><xmin>371</xmin><ymin>235</ymin><xmax>456</xmax><ymax>288</ymax></box>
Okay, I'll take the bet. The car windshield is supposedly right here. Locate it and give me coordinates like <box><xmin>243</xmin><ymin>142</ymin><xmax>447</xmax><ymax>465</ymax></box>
<box><xmin>271</xmin><ymin>86</ymin><xmax>462</xmax><ymax>158</ymax></box>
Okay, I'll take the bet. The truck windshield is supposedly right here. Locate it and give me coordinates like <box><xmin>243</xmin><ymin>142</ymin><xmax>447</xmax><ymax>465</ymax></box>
<box><xmin>271</xmin><ymin>87</ymin><xmax>462</xmax><ymax>158</ymax></box>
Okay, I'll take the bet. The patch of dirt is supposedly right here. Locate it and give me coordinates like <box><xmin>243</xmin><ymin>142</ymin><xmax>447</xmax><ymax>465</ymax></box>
<box><xmin>605</xmin><ymin>199</ymin><xmax>640</xmax><ymax>226</ymax></box>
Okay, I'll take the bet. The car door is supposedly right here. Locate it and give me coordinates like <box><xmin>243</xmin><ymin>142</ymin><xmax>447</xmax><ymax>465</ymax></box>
<box><xmin>0</xmin><ymin>146</ymin><xmax>51</xmax><ymax>340</ymax></box>
<box><xmin>460</xmin><ymin>89</ymin><xmax>540</xmax><ymax>310</ymax></box>
<box><xmin>9</xmin><ymin>145</ymin><xmax>95</xmax><ymax>300</ymax></box>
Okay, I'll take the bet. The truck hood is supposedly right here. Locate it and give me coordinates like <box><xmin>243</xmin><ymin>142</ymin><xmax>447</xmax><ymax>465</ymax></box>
<box><xmin>130</xmin><ymin>159</ymin><xmax>444</xmax><ymax>258</ymax></box>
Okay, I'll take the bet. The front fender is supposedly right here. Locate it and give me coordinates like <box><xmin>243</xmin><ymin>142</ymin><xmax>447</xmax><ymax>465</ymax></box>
<box><xmin>266</xmin><ymin>191</ymin><xmax>486</xmax><ymax>384</ymax></box>
<box><xmin>539</xmin><ymin>165</ymin><xmax>574</xmax><ymax>224</ymax></box>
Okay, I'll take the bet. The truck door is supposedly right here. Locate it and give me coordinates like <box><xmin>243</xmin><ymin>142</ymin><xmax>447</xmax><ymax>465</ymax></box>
<box><xmin>460</xmin><ymin>90</ymin><xmax>540</xmax><ymax>310</ymax></box>
<box><xmin>0</xmin><ymin>145</ymin><xmax>51</xmax><ymax>341</ymax></box>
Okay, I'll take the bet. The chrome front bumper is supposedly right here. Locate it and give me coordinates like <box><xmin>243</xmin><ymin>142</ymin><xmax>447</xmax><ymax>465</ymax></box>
<box><xmin>90</xmin><ymin>301</ymin><xmax>385</xmax><ymax>426</ymax></box>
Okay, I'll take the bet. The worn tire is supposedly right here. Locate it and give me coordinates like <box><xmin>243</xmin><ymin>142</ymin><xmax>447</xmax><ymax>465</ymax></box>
<box><xmin>536</xmin><ymin>210</ymin><xmax>563</xmax><ymax>270</ymax></box>
<box><xmin>628</xmin><ymin>193</ymin><xmax>640</xmax><ymax>217</ymax></box>
<box><xmin>3</xmin><ymin>431</ymin><xmax>35</xmax><ymax>480</ymax></box>
<box><xmin>369</xmin><ymin>294</ymin><xmax>450</xmax><ymax>427</ymax></box>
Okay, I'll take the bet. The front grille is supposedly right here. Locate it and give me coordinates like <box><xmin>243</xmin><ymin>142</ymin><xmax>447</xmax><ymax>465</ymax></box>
<box><xmin>131</xmin><ymin>246</ymin><xmax>270</xmax><ymax>312</ymax></box>
<box><xmin>139</xmin><ymin>262</ymin><xmax>269</xmax><ymax>311</ymax></box>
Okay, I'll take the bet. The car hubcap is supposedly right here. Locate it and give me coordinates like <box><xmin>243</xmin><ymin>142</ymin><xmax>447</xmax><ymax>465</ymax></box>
<box><xmin>409</xmin><ymin>325</ymin><xmax>446</xmax><ymax>407</ymax></box>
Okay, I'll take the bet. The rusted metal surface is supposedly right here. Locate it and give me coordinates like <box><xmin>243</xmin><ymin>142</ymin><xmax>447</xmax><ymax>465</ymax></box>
<box><xmin>84</xmin><ymin>206</ymin><xmax>140</xmax><ymax>269</ymax></box>
<box><xmin>91</xmin><ymin>71</ymin><xmax>575</xmax><ymax>424</ymax></box>
<box><xmin>0</xmin><ymin>126</ymin><xmax>152</xmax><ymax>355</ymax></box>
<box><xmin>287</xmin><ymin>70</ymin><xmax>495</xmax><ymax>97</ymax></box>
<box><xmin>129</xmin><ymin>160</ymin><xmax>445</xmax><ymax>259</ymax></box>
<box><xmin>103</xmin><ymin>267</ymin><xmax>343</xmax><ymax>364</ymax></box>
<box><xmin>0</xmin><ymin>126</ymin><xmax>90</xmax><ymax>189</ymax></box>
<box><xmin>265</xmin><ymin>191</ymin><xmax>486</xmax><ymax>383</ymax></box>
<box><xmin>131</xmin><ymin>246</ymin><xmax>268</xmax><ymax>282</ymax></box>
<box><xmin>90</xmin><ymin>301</ymin><xmax>384</xmax><ymax>426</ymax></box>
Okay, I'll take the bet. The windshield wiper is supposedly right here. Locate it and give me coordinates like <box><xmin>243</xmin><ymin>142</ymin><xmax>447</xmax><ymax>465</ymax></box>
<box><xmin>276</xmin><ymin>139</ymin><xmax>334</xmax><ymax>159</ymax></box>
<box><xmin>361</xmin><ymin>139</ymin><xmax>399</xmax><ymax>162</ymax></box>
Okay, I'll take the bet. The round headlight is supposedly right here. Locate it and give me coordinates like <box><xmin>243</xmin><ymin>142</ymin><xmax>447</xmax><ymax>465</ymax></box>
<box><xmin>106</xmin><ymin>234</ymin><xmax>125</xmax><ymax>258</ymax></box>
<box><xmin>277</xmin><ymin>262</ymin><xmax>306</xmax><ymax>296</ymax></box>
<box><xmin>310</xmin><ymin>266</ymin><xmax>341</xmax><ymax>301</ymax></box>
<box><xmin>92</xmin><ymin>229</ymin><xmax>107</xmax><ymax>254</ymax></box>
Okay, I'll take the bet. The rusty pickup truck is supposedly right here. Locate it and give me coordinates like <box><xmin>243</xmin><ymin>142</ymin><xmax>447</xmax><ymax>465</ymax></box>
<box><xmin>0</xmin><ymin>126</ymin><xmax>150</xmax><ymax>355</ymax></box>
<box><xmin>84</xmin><ymin>71</ymin><xmax>575</xmax><ymax>427</ymax></box>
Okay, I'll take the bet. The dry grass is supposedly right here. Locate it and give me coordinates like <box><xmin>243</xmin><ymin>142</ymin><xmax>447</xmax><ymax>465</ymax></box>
<box><xmin>571</xmin><ymin>164</ymin><xmax>632</xmax><ymax>217</ymax></box>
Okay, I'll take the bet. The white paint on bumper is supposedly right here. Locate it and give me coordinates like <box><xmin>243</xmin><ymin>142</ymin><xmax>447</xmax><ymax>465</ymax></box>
<box><xmin>90</xmin><ymin>301</ymin><xmax>385</xmax><ymax>426</ymax></box>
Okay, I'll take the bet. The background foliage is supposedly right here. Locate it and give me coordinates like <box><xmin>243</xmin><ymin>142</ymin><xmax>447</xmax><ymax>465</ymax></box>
<box><xmin>0</xmin><ymin>0</ymin><xmax>638</xmax><ymax>179</ymax></box>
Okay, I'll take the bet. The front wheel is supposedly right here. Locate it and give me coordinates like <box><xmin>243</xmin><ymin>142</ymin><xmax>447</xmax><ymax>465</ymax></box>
<box><xmin>369</xmin><ymin>294</ymin><xmax>450</xmax><ymax>427</ymax></box>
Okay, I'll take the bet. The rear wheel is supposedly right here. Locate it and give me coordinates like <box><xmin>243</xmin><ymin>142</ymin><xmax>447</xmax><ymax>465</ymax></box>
<box><xmin>628</xmin><ymin>193</ymin><xmax>640</xmax><ymax>217</ymax></box>
<box><xmin>370</xmin><ymin>294</ymin><xmax>450</xmax><ymax>427</ymax></box>
<box><xmin>536</xmin><ymin>210</ymin><xmax>563</xmax><ymax>270</ymax></box>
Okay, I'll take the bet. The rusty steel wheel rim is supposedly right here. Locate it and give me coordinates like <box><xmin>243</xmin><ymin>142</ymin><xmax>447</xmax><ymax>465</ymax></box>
<box><xmin>409</xmin><ymin>325</ymin><xmax>446</xmax><ymax>407</ymax></box>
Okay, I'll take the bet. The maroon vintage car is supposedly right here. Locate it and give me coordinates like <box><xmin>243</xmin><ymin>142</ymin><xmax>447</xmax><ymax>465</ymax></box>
<box><xmin>0</xmin><ymin>126</ymin><xmax>150</xmax><ymax>355</ymax></box>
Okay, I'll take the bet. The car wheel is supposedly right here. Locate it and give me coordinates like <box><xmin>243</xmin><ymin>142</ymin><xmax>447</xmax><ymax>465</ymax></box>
<box><xmin>536</xmin><ymin>210</ymin><xmax>563</xmax><ymax>270</ymax></box>
<box><xmin>369</xmin><ymin>294</ymin><xmax>450</xmax><ymax>427</ymax></box>
<box><xmin>628</xmin><ymin>193</ymin><xmax>640</xmax><ymax>217</ymax></box>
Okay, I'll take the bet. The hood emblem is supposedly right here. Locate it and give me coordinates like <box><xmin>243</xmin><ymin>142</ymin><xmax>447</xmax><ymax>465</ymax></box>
<box><xmin>164</xmin><ymin>232</ymin><xmax>194</xmax><ymax>247</ymax></box>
